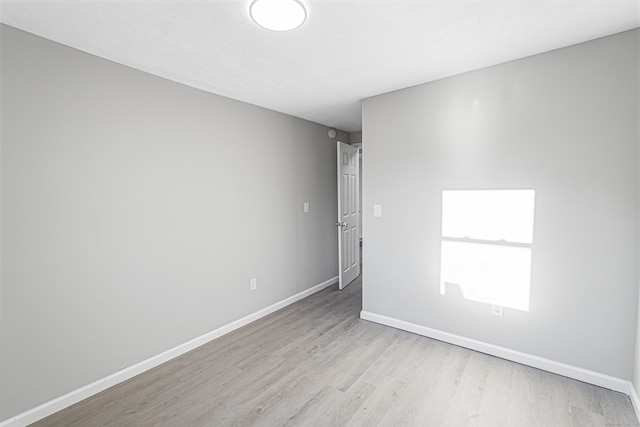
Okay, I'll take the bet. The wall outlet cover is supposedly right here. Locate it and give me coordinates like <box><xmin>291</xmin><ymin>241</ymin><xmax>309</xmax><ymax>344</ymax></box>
<box><xmin>492</xmin><ymin>305</ymin><xmax>504</xmax><ymax>317</ymax></box>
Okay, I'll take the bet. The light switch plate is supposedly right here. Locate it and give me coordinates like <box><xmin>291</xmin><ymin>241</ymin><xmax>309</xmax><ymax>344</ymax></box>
<box><xmin>373</xmin><ymin>204</ymin><xmax>382</xmax><ymax>217</ymax></box>
<box><xmin>303</xmin><ymin>202</ymin><xmax>309</xmax><ymax>213</ymax></box>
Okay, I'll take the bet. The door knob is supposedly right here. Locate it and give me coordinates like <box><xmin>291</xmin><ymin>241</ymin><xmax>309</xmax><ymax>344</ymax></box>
<box><xmin>335</xmin><ymin>222</ymin><xmax>347</xmax><ymax>227</ymax></box>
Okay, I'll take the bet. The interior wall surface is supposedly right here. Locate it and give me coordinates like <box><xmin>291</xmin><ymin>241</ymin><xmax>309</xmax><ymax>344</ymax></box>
<box><xmin>0</xmin><ymin>24</ymin><xmax>340</xmax><ymax>420</ymax></box>
<box><xmin>362</xmin><ymin>29</ymin><xmax>639</xmax><ymax>380</ymax></box>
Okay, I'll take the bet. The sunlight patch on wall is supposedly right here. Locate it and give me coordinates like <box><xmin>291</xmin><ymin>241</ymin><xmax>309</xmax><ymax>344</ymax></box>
<box><xmin>440</xmin><ymin>190</ymin><xmax>535</xmax><ymax>312</ymax></box>
<box><xmin>442</xmin><ymin>190</ymin><xmax>535</xmax><ymax>243</ymax></box>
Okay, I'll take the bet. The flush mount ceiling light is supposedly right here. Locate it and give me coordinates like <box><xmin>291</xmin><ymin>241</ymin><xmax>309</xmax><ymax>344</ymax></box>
<box><xmin>250</xmin><ymin>0</ymin><xmax>307</xmax><ymax>31</ymax></box>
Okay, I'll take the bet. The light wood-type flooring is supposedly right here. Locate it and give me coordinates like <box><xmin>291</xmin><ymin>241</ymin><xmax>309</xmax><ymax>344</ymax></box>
<box><xmin>33</xmin><ymin>276</ymin><xmax>639</xmax><ymax>426</ymax></box>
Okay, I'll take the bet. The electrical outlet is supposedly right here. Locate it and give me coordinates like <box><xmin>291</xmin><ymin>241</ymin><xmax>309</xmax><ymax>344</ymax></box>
<box><xmin>492</xmin><ymin>305</ymin><xmax>504</xmax><ymax>317</ymax></box>
<box><xmin>250</xmin><ymin>278</ymin><xmax>257</xmax><ymax>291</ymax></box>
<box><xmin>303</xmin><ymin>202</ymin><xmax>310</xmax><ymax>213</ymax></box>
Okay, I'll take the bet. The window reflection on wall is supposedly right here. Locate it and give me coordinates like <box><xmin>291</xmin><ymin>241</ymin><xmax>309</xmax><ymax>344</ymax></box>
<box><xmin>440</xmin><ymin>190</ymin><xmax>535</xmax><ymax>311</ymax></box>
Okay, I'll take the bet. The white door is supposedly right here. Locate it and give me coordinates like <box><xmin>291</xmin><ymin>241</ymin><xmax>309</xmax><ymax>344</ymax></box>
<box><xmin>337</xmin><ymin>141</ymin><xmax>360</xmax><ymax>289</ymax></box>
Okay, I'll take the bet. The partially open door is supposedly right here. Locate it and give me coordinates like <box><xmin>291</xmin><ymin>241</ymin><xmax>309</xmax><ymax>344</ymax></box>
<box><xmin>337</xmin><ymin>141</ymin><xmax>360</xmax><ymax>289</ymax></box>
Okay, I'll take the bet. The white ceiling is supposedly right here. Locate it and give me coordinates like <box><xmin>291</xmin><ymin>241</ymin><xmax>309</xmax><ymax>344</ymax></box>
<box><xmin>1</xmin><ymin>0</ymin><xmax>639</xmax><ymax>132</ymax></box>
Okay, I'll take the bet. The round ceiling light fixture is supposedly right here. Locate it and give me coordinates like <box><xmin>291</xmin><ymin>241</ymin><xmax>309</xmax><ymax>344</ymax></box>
<box><xmin>250</xmin><ymin>0</ymin><xmax>307</xmax><ymax>31</ymax></box>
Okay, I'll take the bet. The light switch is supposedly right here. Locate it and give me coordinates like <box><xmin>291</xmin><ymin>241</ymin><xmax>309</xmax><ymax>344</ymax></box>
<box><xmin>373</xmin><ymin>204</ymin><xmax>382</xmax><ymax>217</ymax></box>
<box><xmin>303</xmin><ymin>202</ymin><xmax>310</xmax><ymax>213</ymax></box>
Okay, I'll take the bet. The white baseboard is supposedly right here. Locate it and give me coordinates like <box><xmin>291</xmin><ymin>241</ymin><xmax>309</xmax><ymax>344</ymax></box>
<box><xmin>360</xmin><ymin>310</ymin><xmax>631</xmax><ymax>395</ymax></box>
<box><xmin>630</xmin><ymin>383</ymin><xmax>640</xmax><ymax>423</ymax></box>
<box><xmin>0</xmin><ymin>276</ymin><xmax>338</xmax><ymax>427</ymax></box>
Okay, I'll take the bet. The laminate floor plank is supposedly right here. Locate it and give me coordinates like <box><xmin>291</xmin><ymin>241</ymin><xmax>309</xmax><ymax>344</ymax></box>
<box><xmin>345</xmin><ymin>376</ymin><xmax>407</xmax><ymax>426</ymax></box>
<box><xmin>31</xmin><ymin>276</ymin><xmax>639</xmax><ymax>426</ymax></box>
<box><xmin>471</xmin><ymin>354</ymin><xmax>517</xmax><ymax>426</ymax></box>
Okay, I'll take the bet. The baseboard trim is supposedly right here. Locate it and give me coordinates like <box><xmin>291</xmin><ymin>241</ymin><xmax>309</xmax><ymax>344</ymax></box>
<box><xmin>360</xmin><ymin>310</ymin><xmax>630</xmax><ymax>395</ymax></box>
<box><xmin>630</xmin><ymin>383</ymin><xmax>640</xmax><ymax>423</ymax></box>
<box><xmin>0</xmin><ymin>276</ymin><xmax>338</xmax><ymax>427</ymax></box>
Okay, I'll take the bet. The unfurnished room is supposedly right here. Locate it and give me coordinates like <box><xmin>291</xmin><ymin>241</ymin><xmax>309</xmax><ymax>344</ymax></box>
<box><xmin>1</xmin><ymin>1</ymin><xmax>640</xmax><ymax>426</ymax></box>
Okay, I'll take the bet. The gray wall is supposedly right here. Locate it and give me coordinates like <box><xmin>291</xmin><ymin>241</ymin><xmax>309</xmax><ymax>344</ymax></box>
<box><xmin>635</xmin><ymin>35</ymin><xmax>640</xmax><ymax>397</ymax></box>
<box><xmin>0</xmin><ymin>24</ymin><xmax>340</xmax><ymax>420</ymax></box>
<box><xmin>362</xmin><ymin>29</ymin><xmax>639</xmax><ymax>380</ymax></box>
<box><xmin>350</xmin><ymin>131</ymin><xmax>363</xmax><ymax>144</ymax></box>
